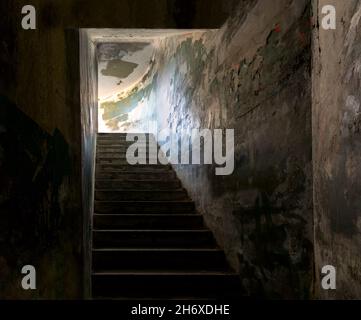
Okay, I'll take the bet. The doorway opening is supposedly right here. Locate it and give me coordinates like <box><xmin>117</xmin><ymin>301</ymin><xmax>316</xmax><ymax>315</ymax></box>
<box><xmin>80</xmin><ymin>28</ymin><xmax>218</xmax><ymax>298</ymax></box>
<box><xmin>93</xmin><ymin>29</ymin><xmax>214</xmax><ymax>134</ymax></box>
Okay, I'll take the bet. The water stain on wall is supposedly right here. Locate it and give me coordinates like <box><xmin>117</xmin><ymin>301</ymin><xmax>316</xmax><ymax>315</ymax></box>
<box><xmin>98</xmin><ymin>42</ymin><xmax>156</xmax><ymax>131</ymax></box>
<box><xmin>101</xmin><ymin>59</ymin><xmax>139</xmax><ymax>79</ymax></box>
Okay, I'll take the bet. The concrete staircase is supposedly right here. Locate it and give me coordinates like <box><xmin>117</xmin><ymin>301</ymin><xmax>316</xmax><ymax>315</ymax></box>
<box><xmin>92</xmin><ymin>133</ymin><xmax>242</xmax><ymax>299</ymax></box>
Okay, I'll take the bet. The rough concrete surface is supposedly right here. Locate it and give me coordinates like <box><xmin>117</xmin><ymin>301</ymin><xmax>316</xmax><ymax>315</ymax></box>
<box><xmin>0</xmin><ymin>0</ymin><xmax>232</xmax><ymax>299</ymax></box>
<box><xmin>111</xmin><ymin>0</ymin><xmax>313</xmax><ymax>298</ymax></box>
<box><xmin>0</xmin><ymin>0</ymin><xmax>361</xmax><ymax>300</ymax></box>
<box><xmin>312</xmin><ymin>0</ymin><xmax>361</xmax><ymax>299</ymax></box>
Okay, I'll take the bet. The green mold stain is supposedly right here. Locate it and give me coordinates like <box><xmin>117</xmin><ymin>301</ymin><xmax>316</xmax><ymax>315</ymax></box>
<box><xmin>101</xmin><ymin>73</ymin><xmax>158</xmax><ymax>129</ymax></box>
<box><xmin>101</xmin><ymin>59</ymin><xmax>139</xmax><ymax>79</ymax></box>
<box><xmin>174</xmin><ymin>38</ymin><xmax>207</xmax><ymax>87</ymax></box>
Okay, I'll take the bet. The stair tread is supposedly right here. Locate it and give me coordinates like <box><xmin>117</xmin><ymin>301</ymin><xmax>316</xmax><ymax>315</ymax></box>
<box><xmin>95</xmin><ymin>170</ymin><xmax>173</xmax><ymax>173</ymax></box>
<box><xmin>93</xmin><ymin>229</ymin><xmax>210</xmax><ymax>232</ymax></box>
<box><xmin>92</xmin><ymin>135</ymin><xmax>241</xmax><ymax>298</ymax></box>
<box><xmin>92</xmin><ymin>271</ymin><xmax>236</xmax><ymax>276</ymax></box>
<box><xmin>93</xmin><ymin>213</ymin><xmax>203</xmax><ymax>220</ymax></box>
<box><xmin>97</xmin><ymin>166</ymin><xmax>170</xmax><ymax>168</ymax></box>
<box><xmin>97</xmin><ymin>168</ymin><xmax>170</xmax><ymax>171</ymax></box>
<box><xmin>95</xmin><ymin>199</ymin><xmax>193</xmax><ymax>201</ymax></box>
<box><xmin>95</xmin><ymin>179</ymin><xmax>176</xmax><ymax>182</ymax></box>
<box><xmin>93</xmin><ymin>248</ymin><xmax>221</xmax><ymax>252</ymax></box>
<box><xmin>93</xmin><ymin>213</ymin><xmax>201</xmax><ymax>216</ymax></box>
<box><xmin>94</xmin><ymin>212</ymin><xmax>197</xmax><ymax>215</ymax></box>
<box><xmin>94</xmin><ymin>200</ymin><xmax>194</xmax><ymax>203</ymax></box>
<box><xmin>95</xmin><ymin>189</ymin><xmax>184</xmax><ymax>192</ymax></box>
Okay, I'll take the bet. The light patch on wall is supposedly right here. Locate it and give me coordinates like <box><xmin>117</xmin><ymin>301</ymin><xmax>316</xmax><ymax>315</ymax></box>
<box><xmin>98</xmin><ymin>42</ymin><xmax>154</xmax><ymax>100</ymax></box>
<box><xmin>119</xmin><ymin>98</ymin><xmax>150</xmax><ymax>133</ymax></box>
<box><xmin>98</xmin><ymin>42</ymin><xmax>155</xmax><ymax>132</ymax></box>
<box><xmin>94</xmin><ymin>29</ymin><xmax>213</xmax><ymax>133</ymax></box>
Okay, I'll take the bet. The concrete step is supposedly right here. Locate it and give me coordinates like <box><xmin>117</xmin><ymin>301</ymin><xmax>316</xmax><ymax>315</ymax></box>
<box><xmin>93</xmin><ymin>214</ymin><xmax>204</xmax><ymax>230</ymax></box>
<box><xmin>98</xmin><ymin>133</ymin><xmax>152</xmax><ymax>137</ymax></box>
<box><xmin>97</xmin><ymin>137</ymin><xmax>153</xmax><ymax>142</ymax></box>
<box><xmin>96</xmin><ymin>158</ymin><xmax>163</xmax><ymax>165</ymax></box>
<box><xmin>97</xmin><ymin>140</ymin><xmax>155</xmax><ymax>145</ymax></box>
<box><xmin>95</xmin><ymin>171</ymin><xmax>176</xmax><ymax>180</ymax></box>
<box><xmin>91</xmin><ymin>135</ymin><xmax>242</xmax><ymax>299</ymax></box>
<box><xmin>92</xmin><ymin>272</ymin><xmax>242</xmax><ymax>299</ymax></box>
<box><xmin>97</xmin><ymin>138</ymin><xmax>151</xmax><ymax>142</ymax></box>
<box><xmin>96</xmin><ymin>152</ymin><xmax>158</xmax><ymax>158</ymax></box>
<box><xmin>92</xmin><ymin>248</ymin><xmax>228</xmax><ymax>271</ymax></box>
<box><xmin>95</xmin><ymin>189</ymin><xmax>188</xmax><ymax>201</ymax></box>
<box><xmin>94</xmin><ymin>201</ymin><xmax>195</xmax><ymax>214</ymax></box>
<box><xmin>97</xmin><ymin>143</ymin><xmax>151</xmax><ymax>149</ymax></box>
<box><xmin>97</xmin><ymin>133</ymin><xmax>153</xmax><ymax>141</ymax></box>
<box><xmin>92</xmin><ymin>230</ymin><xmax>215</xmax><ymax>248</ymax></box>
<box><xmin>97</xmin><ymin>139</ymin><xmax>128</xmax><ymax>145</ymax></box>
<box><xmin>97</xmin><ymin>147</ymin><xmax>158</xmax><ymax>154</ymax></box>
<box><xmin>96</xmin><ymin>164</ymin><xmax>171</xmax><ymax>172</ymax></box>
<box><xmin>97</xmin><ymin>143</ymin><xmax>152</xmax><ymax>149</ymax></box>
<box><xmin>95</xmin><ymin>179</ymin><xmax>181</xmax><ymax>190</ymax></box>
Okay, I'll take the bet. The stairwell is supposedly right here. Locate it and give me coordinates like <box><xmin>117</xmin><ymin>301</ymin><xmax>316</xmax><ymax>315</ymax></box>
<box><xmin>91</xmin><ymin>133</ymin><xmax>242</xmax><ymax>299</ymax></box>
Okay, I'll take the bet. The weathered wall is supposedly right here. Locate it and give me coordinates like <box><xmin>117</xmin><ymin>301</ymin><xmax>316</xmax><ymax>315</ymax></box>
<box><xmin>97</xmin><ymin>42</ymin><xmax>155</xmax><ymax>132</ymax></box>
<box><xmin>145</xmin><ymin>0</ymin><xmax>313</xmax><ymax>298</ymax></box>
<box><xmin>79</xmin><ymin>29</ymin><xmax>98</xmax><ymax>299</ymax></box>
<box><xmin>312</xmin><ymin>0</ymin><xmax>361</xmax><ymax>299</ymax></box>
<box><xmin>0</xmin><ymin>0</ymin><xmax>233</xmax><ymax>299</ymax></box>
<box><xmin>95</xmin><ymin>33</ymin><xmax>210</xmax><ymax>133</ymax></box>
<box><xmin>8</xmin><ymin>0</ymin><xmax>361</xmax><ymax>300</ymax></box>
<box><xmin>0</xmin><ymin>97</ymin><xmax>81</xmax><ymax>299</ymax></box>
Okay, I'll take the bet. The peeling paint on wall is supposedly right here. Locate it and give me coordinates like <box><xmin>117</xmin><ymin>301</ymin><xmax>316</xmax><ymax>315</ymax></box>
<box><xmin>0</xmin><ymin>0</ymin><xmax>237</xmax><ymax>299</ymax></box>
<box><xmin>121</xmin><ymin>0</ymin><xmax>314</xmax><ymax>299</ymax></box>
<box><xmin>313</xmin><ymin>0</ymin><xmax>361</xmax><ymax>299</ymax></box>
<box><xmin>97</xmin><ymin>42</ymin><xmax>155</xmax><ymax>132</ymax></box>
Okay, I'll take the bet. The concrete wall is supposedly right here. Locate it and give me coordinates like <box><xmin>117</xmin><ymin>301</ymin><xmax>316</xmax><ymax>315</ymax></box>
<box><xmin>312</xmin><ymin>0</ymin><xmax>361</xmax><ymax>299</ymax></box>
<box><xmin>4</xmin><ymin>0</ymin><xmax>361</xmax><ymax>300</ymax></box>
<box><xmin>79</xmin><ymin>29</ymin><xmax>98</xmax><ymax>299</ymax></box>
<box><xmin>0</xmin><ymin>0</ymin><xmax>232</xmax><ymax>299</ymax></box>
<box><xmin>145</xmin><ymin>0</ymin><xmax>313</xmax><ymax>298</ymax></box>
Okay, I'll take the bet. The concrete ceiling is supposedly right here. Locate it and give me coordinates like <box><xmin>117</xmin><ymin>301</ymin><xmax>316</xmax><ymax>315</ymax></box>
<box><xmin>88</xmin><ymin>28</ymin><xmax>213</xmax><ymax>42</ymax></box>
<box><xmin>98</xmin><ymin>42</ymin><xmax>154</xmax><ymax>101</ymax></box>
<box><xmin>95</xmin><ymin>29</ymin><xmax>214</xmax><ymax>102</ymax></box>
